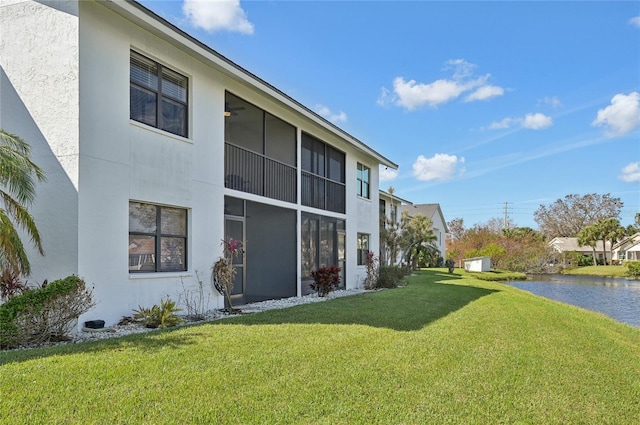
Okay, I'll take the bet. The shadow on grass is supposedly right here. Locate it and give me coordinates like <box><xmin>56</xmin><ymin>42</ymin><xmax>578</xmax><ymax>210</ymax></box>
<box><xmin>215</xmin><ymin>279</ymin><xmax>498</xmax><ymax>332</ymax></box>
<box><xmin>0</xmin><ymin>271</ymin><xmax>497</xmax><ymax>365</ymax></box>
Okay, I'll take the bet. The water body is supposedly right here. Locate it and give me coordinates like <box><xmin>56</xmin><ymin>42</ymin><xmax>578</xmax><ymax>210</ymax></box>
<box><xmin>509</xmin><ymin>274</ymin><xmax>640</xmax><ymax>328</ymax></box>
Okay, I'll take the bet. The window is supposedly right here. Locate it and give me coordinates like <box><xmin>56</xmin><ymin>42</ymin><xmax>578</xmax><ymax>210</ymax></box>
<box><xmin>301</xmin><ymin>133</ymin><xmax>346</xmax><ymax>213</ymax></box>
<box><xmin>302</xmin><ymin>214</ymin><xmax>345</xmax><ymax>286</ymax></box>
<box><xmin>357</xmin><ymin>163</ymin><xmax>370</xmax><ymax>199</ymax></box>
<box><xmin>357</xmin><ymin>233</ymin><xmax>370</xmax><ymax>266</ymax></box>
<box><xmin>130</xmin><ymin>51</ymin><xmax>188</xmax><ymax>137</ymax></box>
<box><xmin>129</xmin><ymin>201</ymin><xmax>187</xmax><ymax>272</ymax></box>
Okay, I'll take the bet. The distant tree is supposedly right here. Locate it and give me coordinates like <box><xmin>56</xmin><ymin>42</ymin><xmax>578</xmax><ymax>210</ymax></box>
<box><xmin>577</xmin><ymin>224</ymin><xmax>601</xmax><ymax>266</ymax></box>
<box><xmin>534</xmin><ymin>193</ymin><xmax>623</xmax><ymax>238</ymax></box>
<box><xmin>481</xmin><ymin>217</ymin><xmax>516</xmax><ymax>234</ymax></box>
<box><xmin>0</xmin><ymin>129</ymin><xmax>46</xmax><ymax>276</ymax></box>
<box><xmin>446</xmin><ymin>217</ymin><xmax>465</xmax><ymax>241</ymax></box>
<box><xmin>380</xmin><ymin>187</ymin><xmax>401</xmax><ymax>266</ymax></box>
<box><xmin>596</xmin><ymin>218</ymin><xmax>625</xmax><ymax>263</ymax></box>
<box><xmin>400</xmin><ymin>212</ymin><xmax>437</xmax><ymax>269</ymax></box>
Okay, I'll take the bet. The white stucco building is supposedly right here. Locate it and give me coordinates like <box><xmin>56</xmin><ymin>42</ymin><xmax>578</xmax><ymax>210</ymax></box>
<box><xmin>0</xmin><ymin>0</ymin><xmax>397</xmax><ymax>326</ymax></box>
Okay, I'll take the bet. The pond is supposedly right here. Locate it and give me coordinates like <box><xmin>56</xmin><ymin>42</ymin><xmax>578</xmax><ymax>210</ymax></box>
<box><xmin>509</xmin><ymin>274</ymin><xmax>640</xmax><ymax>328</ymax></box>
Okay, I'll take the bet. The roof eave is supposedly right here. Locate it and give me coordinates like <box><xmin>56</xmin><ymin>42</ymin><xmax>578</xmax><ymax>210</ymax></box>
<box><xmin>99</xmin><ymin>0</ymin><xmax>397</xmax><ymax>168</ymax></box>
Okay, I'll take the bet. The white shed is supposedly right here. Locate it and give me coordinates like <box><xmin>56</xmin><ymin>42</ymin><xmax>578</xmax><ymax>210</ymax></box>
<box><xmin>464</xmin><ymin>257</ymin><xmax>491</xmax><ymax>272</ymax></box>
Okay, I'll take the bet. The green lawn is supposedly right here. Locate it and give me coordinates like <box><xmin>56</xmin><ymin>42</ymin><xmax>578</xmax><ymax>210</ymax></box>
<box><xmin>1</xmin><ymin>269</ymin><xmax>639</xmax><ymax>424</ymax></box>
<box><xmin>562</xmin><ymin>265</ymin><xmax>629</xmax><ymax>277</ymax></box>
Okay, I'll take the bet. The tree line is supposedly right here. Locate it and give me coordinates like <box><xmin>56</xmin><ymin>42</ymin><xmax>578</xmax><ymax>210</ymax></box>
<box><xmin>446</xmin><ymin>193</ymin><xmax>639</xmax><ymax>272</ymax></box>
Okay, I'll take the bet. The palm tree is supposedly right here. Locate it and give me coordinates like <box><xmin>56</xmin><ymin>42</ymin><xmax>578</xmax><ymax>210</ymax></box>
<box><xmin>0</xmin><ymin>129</ymin><xmax>46</xmax><ymax>276</ymax></box>
<box><xmin>577</xmin><ymin>224</ymin><xmax>600</xmax><ymax>266</ymax></box>
<box><xmin>400</xmin><ymin>212</ymin><xmax>438</xmax><ymax>269</ymax></box>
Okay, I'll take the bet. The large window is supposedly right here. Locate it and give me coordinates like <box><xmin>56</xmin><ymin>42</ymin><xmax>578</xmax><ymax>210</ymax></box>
<box><xmin>130</xmin><ymin>51</ymin><xmax>188</xmax><ymax>137</ymax></box>
<box><xmin>357</xmin><ymin>163</ymin><xmax>370</xmax><ymax>199</ymax></box>
<box><xmin>302</xmin><ymin>213</ymin><xmax>345</xmax><ymax>284</ymax></box>
<box><xmin>129</xmin><ymin>202</ymin><xmax>187</xmax><ymax>272</ymax></box>
<box><xmin>301</xmin><ymin>133</ymin><xmax>345</xmax><ymax>213</ymax></box>
<box><xmin>357</xmin><ymin>233</ymin><xmax>370</xmax><ymax>266</ymax></box>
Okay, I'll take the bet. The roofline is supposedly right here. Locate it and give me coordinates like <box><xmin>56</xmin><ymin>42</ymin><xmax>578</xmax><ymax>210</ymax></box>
<box><xmin>379</xmin><ymin>189</ymin><xmax>413</xmax><ymax>205</ymax></box>
<box><xmin>99</xmin><ymin>0</ymin><xmax>397</xmax><ymax>169</ymax></box>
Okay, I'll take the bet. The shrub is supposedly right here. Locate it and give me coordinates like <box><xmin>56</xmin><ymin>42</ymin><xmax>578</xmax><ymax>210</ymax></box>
<box><xmin>133</xmin><ymin>297</ymin><xmax>183</xmax><ymax>329</ymax></box>
<box><xmin>445</xmin><ymin>259</ymin><xmax>455</xmax><ymax>273</ymax></box>
<box><xmin>0</xmin><ymin>275</ymin><xmax>94</xmax><ymax>349</ymax></box>
<box><xmin>310</xmin><ymin>265</ymin><xmax>341</xmax><ymax>297</ymax></box>
<box><xmin>376</xmin><ymin>265</ymin><xmax>406</xmax><ymax>288</ymax></box>
<box><xmin>626</xmin><ymin>261</ymin><xmax>640</xmax><ymax>279</ymax></box>
<box><xmin>0</xmin><ymin>269</ymin><xmax>28</xmax><ymax>301</ymax></box>
<box><xmin>178</xmin><ymin>271</ymin><xmax>210</xmax><ymax>321</ymax></box>
<box><xmin>363</xmin><ymin>251</ymin><xmax>379</xmax><ymax>290</ymax></box>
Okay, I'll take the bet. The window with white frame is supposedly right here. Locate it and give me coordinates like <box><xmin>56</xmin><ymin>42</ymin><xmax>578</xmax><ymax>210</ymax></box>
<box><xmin>357</xmin><ymin>163</ymin><xmax>370</xmax><ymax>199</ymax></box>
<box><xmin>357</xmin><ymin>233</ymin><xmax>370</xmax><ymax>266</ymax></box>
<box><xmin>130</xmin><ymin>51</ymin><xmax>188</xmax><ymax>137</ymax></box>
<box><xmin>129</xmin><ymin>201</ymin><xmax>187</xmax><ymax>272</ymax></box>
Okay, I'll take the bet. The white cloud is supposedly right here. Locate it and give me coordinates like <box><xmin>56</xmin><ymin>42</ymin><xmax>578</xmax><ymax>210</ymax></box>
<box><xmin>465</xmin><ymin>85</ymin><xmax>504</xmax><ymax>102</ymax></box>
<box><xmin>487</xmin><ymin>113</ymin><xmax>552</xmax><ymax>130</ymax></box>
<box><xmin>522</xmin><ymin>113</ymin><xmax>553</xmax><ymax>129</ymax></box>
<box><xmin>538</xmin><ymin>96</ymin><xmax>562</xmax><ymax>108</ymax></box>
<box><xmin>378</xmin><ymin>59</ymin><xmax>503</xmax><ymax>110</ymax></box>
<box><xmin>412</xmin><ymin>153</ymin><xmax>465</xmax><ymax>182</ymax></box>
<box><xmin>182</xmin><ymin>0</ymin><xmax>254</xmax><ymax>34</ymax></box>
<box><xmin>592</xmin><ymin>91</ymin><xmax>640</xmax><ymax>137</ymax></box>
<box><xmin>488</xmin><ymin>117</ymin><xmax>515</xmax><ymax>130</ymax></box>
<box><xmin>315</xmin><ymin>104</ymin><xmax>347</xmax><ymax>123</ymax></box>
<box><xmin>379</xmin><ymin>166</ymin><xmax>399</xmax><ymax>182</ymax></box>
<box><xmin>630</xmin><ymin>16</ymin><xmax>640</xmax><ymax>28</ymax></box>
<box><xmin>619</xmin><ymin>162</ymin><xmax>640</xmax><ymax>182</ymax></box>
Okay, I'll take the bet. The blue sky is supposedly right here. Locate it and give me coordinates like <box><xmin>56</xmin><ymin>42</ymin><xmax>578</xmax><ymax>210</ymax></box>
<box><xmin>140</xmin><ymin>0</ymin><xmax>640</xmax><ymax>229</ymax></box>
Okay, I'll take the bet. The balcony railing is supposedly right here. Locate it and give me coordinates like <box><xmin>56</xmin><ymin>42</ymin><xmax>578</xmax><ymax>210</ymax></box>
<box><xmin>301</xmin><ymin>171</ymin><xmax>345</xmax><ymax>213</ymax></box>
<box><xmin>225</xmin><ymin>143</ymin><xmax>296</xmax><ymax>203</ymax></box>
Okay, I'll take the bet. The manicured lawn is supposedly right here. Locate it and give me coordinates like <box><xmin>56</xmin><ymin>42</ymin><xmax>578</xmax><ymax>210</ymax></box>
<box><xmin>2</xmin><ymin>269</ymin><xmax>639</xmax><ymax>424</ymax></box>
<box><xmin>562</xmin><ymin>265</ymin><xmax>629</xmax><ymax>278</ymax></box>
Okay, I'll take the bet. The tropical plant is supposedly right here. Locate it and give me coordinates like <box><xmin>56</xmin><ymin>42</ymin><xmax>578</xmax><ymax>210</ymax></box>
<box><xmin>211</xmin><ymin>238</ymin><xmax>243</xmax><ymax>313</ymax></box>
<box><xmin>577</xmin><ymin>225</ymin><xmax>601</xmax><ymax>266</ymax></box>
<box><xmin>133</xmin><ymin>297</ymin><xmax>183</xmax><ymax>329</ymax></box>
<box><xmin>0</xmin><ymin>269</ymin><xmax>28</xmax><ymax>301</ymax></box>
<box><xmin>380</xmin><ymin>187</ymin><xmax>402</xmax><ymax>266</ymax></box>
<box><xmin>596</xmin><ymin>218</ymin><xmax>625</xmax><ymax>264</ymax></box>
<box><xmin>0</xmin><ymin>129</ymin><xmax>46</xmax><ymax>276</ymax></box>
<box><xmin>363</xmin><ymin>251</ymin><xmax>379</xmax><ymax>290</ymax></box>
<box><xmin>310</xmin><ymin>265</ymin><xmax>341</xmax><ymax>297</ymax></box>
<box><xmin>400</xmin><ymin>212</ymin><xmax>438</xmax><ymax>269</ymax></box>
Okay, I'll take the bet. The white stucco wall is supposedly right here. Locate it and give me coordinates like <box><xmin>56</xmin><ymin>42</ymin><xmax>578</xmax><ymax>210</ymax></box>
<box><xmin>0</xmin><ymin>0</ymin><xmax>80</xmax><ymax>282</ymax></box>
<box><xmin>1</xmin><ymin>0</ymin><xmax>388</xmax><ymax>327</ymax></box>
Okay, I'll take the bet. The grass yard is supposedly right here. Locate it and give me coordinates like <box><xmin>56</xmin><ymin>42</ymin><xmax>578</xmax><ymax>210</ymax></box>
<box><xmin>1</xmin><ymin>269</ymin><xmax>639</xmax><ymax>424</ymax></box>
<box><xmin>562</xmin><ymin>265</ymin><xmax>629</xmax><ymax>278</ymax></box>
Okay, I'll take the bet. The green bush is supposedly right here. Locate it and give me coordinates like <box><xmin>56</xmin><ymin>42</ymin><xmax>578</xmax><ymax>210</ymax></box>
<box><xmin>376</xmin><ymin>265</ymin><xmax>407</xmax><ymax>288</ymax></box>
<box><xmin>133</xmin><ymin>298</ymin><xmax>183</xmax><ymax>328</ymax></box>
<box><xmin>310</xmin><ymin>265</ymin><xmax>341</xmax><ymax>297</ymax></box>
<box><xmin>626</xmin><ymin>261</ymin><xmax>640</xmax><ymax>279</ymax></box>
<box><xmin>0</xmin><ymin>275</ymin><xmax>94</xmax><ymax>349</ymax></box>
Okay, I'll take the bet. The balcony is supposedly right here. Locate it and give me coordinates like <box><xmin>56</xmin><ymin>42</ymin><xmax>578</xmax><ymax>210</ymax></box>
<box><xmin>225</xmin><ymin>143</ymin><xmax>296</xmax><ymax>204</ymax></box>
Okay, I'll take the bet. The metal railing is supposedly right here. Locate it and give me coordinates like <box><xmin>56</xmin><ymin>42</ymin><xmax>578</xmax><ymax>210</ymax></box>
<box><xmin>225</xmin><ymin>143</ymin><xmax>296</xmax><ymax>203</ymax></box>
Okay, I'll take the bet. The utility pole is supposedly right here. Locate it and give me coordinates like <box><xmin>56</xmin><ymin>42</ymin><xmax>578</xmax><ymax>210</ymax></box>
<box><xmin>504</xmin><ymin>202</ymin><xmax>509</xmax><ymax>229</ymax></box>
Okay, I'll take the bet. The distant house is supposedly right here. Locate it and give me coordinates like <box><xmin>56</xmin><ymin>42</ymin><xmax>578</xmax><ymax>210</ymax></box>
<box><xmin>399</xmin><ymin>203</ymin><xmax>448</xmax><ymax>263</ymax></box>
<box><xmin>378</xmin><ymin>190</ymin><xmax>412</xmax><ymax>265</ymax></box>
<box><xmin>548</xmin><ymin>237</ymin><xmax>611</xmax><ymax>264</ymax></box>
<box><xmin>612</xmin><ymin>233</ymin><xmax>640</xmax><ymax>262</ymax></box>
